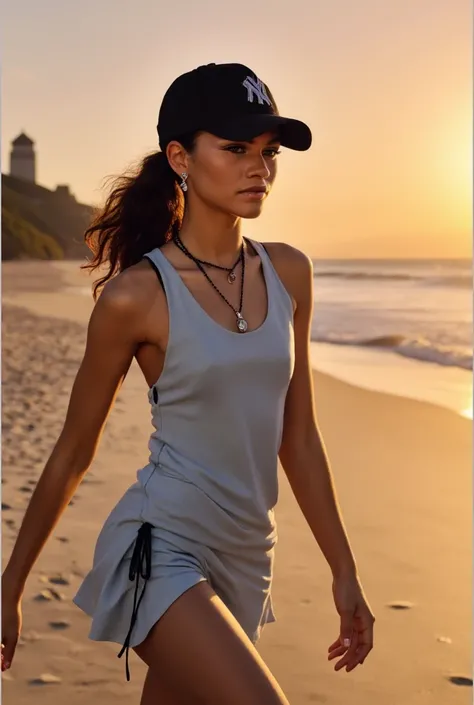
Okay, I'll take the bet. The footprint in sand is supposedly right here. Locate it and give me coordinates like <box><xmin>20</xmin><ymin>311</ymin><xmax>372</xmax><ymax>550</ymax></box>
<box><xmin>56</xmin><ymin>536</ymin><xmax>69</xmax><ymax>543</ymax></box>
<box><xmin>28</xmin><ymin>673</ymin><xmax>62</xmax><ymax>686</ymax></box>
<box><xmin>48</xmin><ymin>575</ymin><xmax>71</xmax><ymax>586</ymax></box>
<box><xmin>19</xmin><ymin>486</ymin><xmax>33</xmax><ymax>494</ymax></box>
<box><xmin>4</xmin><ymin>519</ymin><xmax>16</xmax><ymax>528</ymax></box>
<box><xmin>39</xmin><ymin>574</ymin><xmax>71</xmax><ymax>587</ymax></box>
<box><xmin>387</xmin><ymin>601</ymin><xmax>414</xmax><ymax>610</ymax></box>
<box><xmin>73</xmin><ymin>678</ymin><xmax>111</xmax><ymax>687</ymax></box>
<box><xmin>447</xmin><ymin>676</ymin><xmax>473</xmax><ymax>687</ymax></box>
<box><xmin>1</xmin><ymin>503</ymin><xmax>12</xmax><ymax>511</ymax></box>
<box><xmin>48</xmin><ymin>620</ymin><xmax>71</xmax><ymax>631</ymax></box>
<box><xmin>33</xmin><ymin>589</ymin><xmax>66</xmax><ymax>602</ymax></box>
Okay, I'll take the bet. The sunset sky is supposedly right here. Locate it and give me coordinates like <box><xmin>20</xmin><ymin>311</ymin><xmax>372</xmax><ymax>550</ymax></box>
<box><xmin>2</xmin><ymin>0</ymin><xmax>472</xmax><ymax>259</ymax></box>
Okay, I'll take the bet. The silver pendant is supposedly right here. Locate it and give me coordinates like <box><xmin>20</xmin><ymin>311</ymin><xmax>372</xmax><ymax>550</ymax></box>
<box><xmin>236</xmin><ymin>313</ymin><xmax>248</xmax><ymax>333</ymax></box>
<box><xmin>228</xmin><ymin>271</ymin><xmax>236</xmax><ymax>284</ymax></box>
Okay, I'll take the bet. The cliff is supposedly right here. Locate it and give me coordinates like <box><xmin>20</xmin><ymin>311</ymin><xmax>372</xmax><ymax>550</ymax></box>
<box><xmin>2</xmin><ymin>174</ymin><xmax>95</xmax><ymax>260</ymax></box>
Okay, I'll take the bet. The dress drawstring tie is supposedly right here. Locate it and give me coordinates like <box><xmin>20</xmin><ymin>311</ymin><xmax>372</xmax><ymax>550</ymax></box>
<box><xmin>117</xmin><ymin>522</ymin><xmax>152</xmax><ymax>681</ymax></box>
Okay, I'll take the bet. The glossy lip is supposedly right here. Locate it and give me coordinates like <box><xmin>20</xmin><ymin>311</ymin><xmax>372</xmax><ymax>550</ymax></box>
<box><xmin>239</xmin><ymin>186</ymin><xmax>267</xmax><ymax>193</ymax></box>
<box><xmin>238</xmin><ymin>185</ymin><xmax>268</xmax><ymax>195</ymax></box>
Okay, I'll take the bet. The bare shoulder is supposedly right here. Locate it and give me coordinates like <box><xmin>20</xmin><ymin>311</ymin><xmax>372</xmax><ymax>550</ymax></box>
<box><xmin>260</xmin><ymin>241</ymin><xmax>313</xmax><ymax>309</ymax></box>
<box><xmin>262</xmin><ymin>241</ymin><xmax>311</xmax><ymax>266</ymax></box>
<box><xmin>89</xmin><ymin>258</ymin><xmax>163</xmax><ymax>334</ymax></box>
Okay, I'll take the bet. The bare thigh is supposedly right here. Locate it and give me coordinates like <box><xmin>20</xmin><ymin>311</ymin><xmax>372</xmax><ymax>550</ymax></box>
<box><xmin>139</xmin><ymin>668</ymin><xmax>183</xmax><ymax>705</ymax></box>
<box><xmin>133</xmin><ymin>581</ymin><xmax>290</xmax><ymax>705</ymax></box>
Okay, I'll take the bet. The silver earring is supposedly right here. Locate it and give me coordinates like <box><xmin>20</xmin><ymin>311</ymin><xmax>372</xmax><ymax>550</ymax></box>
<box><xmin>179</xmin><ymin>172</ymin><xmax>188</xmax><ymax>192</ymax></box>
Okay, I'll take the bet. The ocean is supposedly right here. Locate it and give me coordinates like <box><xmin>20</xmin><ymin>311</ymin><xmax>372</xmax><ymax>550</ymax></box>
<box><xmin>65</xmin><ymin>257</ymin><xmax>472</xmax><ymax>418</ymax></box>
<box><xmin>310</xmin><ymin>258</ymin><xmax>472</xmax><ymax>417</ymax></box>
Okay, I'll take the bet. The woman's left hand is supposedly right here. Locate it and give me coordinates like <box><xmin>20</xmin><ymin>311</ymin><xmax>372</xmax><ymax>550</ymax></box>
<box><xmin>328</xmin><ymin>573</ymin><xmax>375</xmax><ymax>673</ymax></box>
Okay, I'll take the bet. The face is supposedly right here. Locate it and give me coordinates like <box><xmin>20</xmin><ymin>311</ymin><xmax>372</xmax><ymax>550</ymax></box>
<box><xmin>168</xmin><ymin>131</ymin><xmax>281</xmax><ymax>219</ymax></box>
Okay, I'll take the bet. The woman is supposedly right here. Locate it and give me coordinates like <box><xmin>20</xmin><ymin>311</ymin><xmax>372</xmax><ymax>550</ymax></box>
<box><xmin>1</xmin><ymin>63</ymin><xmax>375</xmax><ymax>704</ymax></box>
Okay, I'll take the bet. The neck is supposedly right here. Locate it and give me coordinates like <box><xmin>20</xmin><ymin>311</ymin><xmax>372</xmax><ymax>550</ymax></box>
<box><xmin>176</xmin><ymin>202</ymin><xmax>243</xmax><ymax>267</ymax></box>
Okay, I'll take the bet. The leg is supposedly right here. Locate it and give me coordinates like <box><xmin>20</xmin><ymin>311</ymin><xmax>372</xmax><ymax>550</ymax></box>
<box><xmin>133</xmin><ymin>581</ymin><xmax>290</xmax><ymax>705</ymax></box>
<box><xmin>140</xmin><ymin>668</ymin><xmax>183</xmax><ymax>705</ymax></box>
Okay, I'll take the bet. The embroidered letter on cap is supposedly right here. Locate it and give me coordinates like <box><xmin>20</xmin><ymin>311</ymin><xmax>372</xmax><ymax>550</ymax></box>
<box><xmin>242</xmin><ymin>76</ymin><xmax>272</xmax><ymax>106</ymax></box>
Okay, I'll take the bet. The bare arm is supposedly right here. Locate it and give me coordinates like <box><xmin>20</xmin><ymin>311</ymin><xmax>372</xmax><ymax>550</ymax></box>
<box><xmin>277</xmin><ymin>248</ymin><xmax>357</xmax><ymax>578</ymax></box>
<box><xmin>2</xmin><ymin>280</ymin><xmax>143</xmax><ymax>600</ymax></box>
<box><xmin>275</xmin><ymin>245</ymin><xmax>374</xmax><ymax>670</ymax></box>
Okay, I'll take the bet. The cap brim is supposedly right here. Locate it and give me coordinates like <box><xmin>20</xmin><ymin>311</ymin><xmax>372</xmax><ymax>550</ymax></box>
<box><xmin>208</xmin><ymin>114</ymin><xmax>312</xmax><ymax>151</ymax></box>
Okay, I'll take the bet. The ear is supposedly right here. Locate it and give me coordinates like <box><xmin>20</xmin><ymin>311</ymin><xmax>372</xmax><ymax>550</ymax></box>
<box><xmin>166</xmin><ymin>141</ymin><xmax>190</xmax><ymax>177</ymax></box>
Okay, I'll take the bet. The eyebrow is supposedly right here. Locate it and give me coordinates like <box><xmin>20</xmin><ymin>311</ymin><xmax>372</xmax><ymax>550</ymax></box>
<box><xmin>218</xmin><ymin>134</ymin><xmax>281</xmax><ymax>146</ymax></box>
<box><xmin>247</xmin><ymin>134</ymin><xmax>281</xmax><ymax>145</ymax></box>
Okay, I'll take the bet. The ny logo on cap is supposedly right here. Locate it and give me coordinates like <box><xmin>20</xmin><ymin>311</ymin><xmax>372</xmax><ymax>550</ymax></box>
<box><xmin>242</xmin><ymin>76</ymin><xmax>272</xmax><ymax>106</ymax></box>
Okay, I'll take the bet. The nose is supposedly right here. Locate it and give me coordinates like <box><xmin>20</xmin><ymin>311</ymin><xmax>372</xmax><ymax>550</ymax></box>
<box><xmin>248</xmin><ymin>154</ymin><xmax>271</xmax><ymax>180</ymax></box>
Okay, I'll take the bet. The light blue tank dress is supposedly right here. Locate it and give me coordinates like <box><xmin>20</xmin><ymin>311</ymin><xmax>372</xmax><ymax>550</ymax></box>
<box><xmin>73</xmin><ymin>239</ymin><xmax>295</xmax><ymax>680</ymax></box>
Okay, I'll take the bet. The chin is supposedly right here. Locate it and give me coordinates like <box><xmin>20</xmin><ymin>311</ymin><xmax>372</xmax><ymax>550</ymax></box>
<box><xmin>233</xmin><ymin>202</ymin><xmax>265</xmax><ymax>220</ymax></box>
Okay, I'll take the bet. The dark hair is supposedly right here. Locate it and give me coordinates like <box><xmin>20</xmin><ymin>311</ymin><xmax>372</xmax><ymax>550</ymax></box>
<box><xmin>82</xmin><ymin>133</ymin><xmax>197</xmax><ymax>300</ymax></box>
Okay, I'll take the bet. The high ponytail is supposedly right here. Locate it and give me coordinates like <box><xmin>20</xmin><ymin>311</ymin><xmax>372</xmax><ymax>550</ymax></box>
<box><xmin>82</xmin><ymin>133</ymin><xmax>196</xmax><ymax>300</ymax></box>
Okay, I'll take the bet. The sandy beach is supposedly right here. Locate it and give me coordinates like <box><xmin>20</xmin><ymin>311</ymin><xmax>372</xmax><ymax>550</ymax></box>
<box><xmin>1</xmin><ymin>260</ymin><xmax>471</xmax><ymax>705</ymax></box>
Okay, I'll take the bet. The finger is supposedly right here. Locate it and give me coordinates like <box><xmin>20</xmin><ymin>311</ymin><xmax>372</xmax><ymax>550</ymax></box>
<box><xmin>334</xmin><ymin>649</ymin><xmax>355</xmax><ymax>671</ymax></box>
<box><xmin>334</xmin><ymin>634</ymin><xmax>359</xmax><ymax>672</ymax></box>
<box><xmin>355</xmin><ymin>643</ymin><xmax>373</xmax><ymax>667</ymax></box>
<box><xmin>2</xmin><ymin>639</ymin><xmax>16</xmax><ymax>670</ymax></box>
<box><xmin>339</xmin><ymin>609</ymin><xmax>354</xmax><ymax>649</ymax></box>
<box><xmin>344</xmin><ymin>637</ymin><xmax>373</xmax><ymax>672</ymax></box>
<box><xmin>328</xmin><ymin>634</ymin><xmax>350</xmax><ymax>651</ymax></box>
<box><xmin>328</xmin><ymin>644</ymin><xmax>346</xmax><ymax>660</ymax></box>
<box><xmin>328</xmin><ymin>631</ymin><xmax>353</xmax><ymax>660</ymax></box>
<box><xmin>328</xmin><ymin>640</ymin><xmax>347</xmax><ymax>654</ymax></box>
<box><xmin>349</xmin><ymin>612</ymin><xmax>375</xmax><ymax>668</ymax></box>
<box><xmin>328</xmin><ymin>629</ymin><xmax>353</xmax><ymax>653</ymax></box>
<box><xmin>328</xmin><ymin>638</ymin><xmax>341</xmax><ymax>652</ymax></box>
<box><xmin>345</xmin><ymin>653</ymin><xmax>368</xmax><ymax>672</ymax></box>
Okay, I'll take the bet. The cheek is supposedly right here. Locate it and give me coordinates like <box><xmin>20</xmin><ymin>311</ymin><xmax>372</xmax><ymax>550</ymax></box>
<box><xmin>194</xmin><ymin>155</ymin><xmax>239</xmax><ymax>198</ymax></box>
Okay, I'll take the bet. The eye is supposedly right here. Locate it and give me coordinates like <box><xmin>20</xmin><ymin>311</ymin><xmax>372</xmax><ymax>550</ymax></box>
<box><xmin>223</xmin><ymin>144</ymin><xmax>246</xmax><ymax>154</ymax></box>
<box><xmin>222</xmin><ymin>144</ymin><xmax>281</xmax><ymax>157</ymax></box>
<box><xmin>263</xmin><ymin>147</ymin><xmax>281</xmax><ymax>158</ymax></box>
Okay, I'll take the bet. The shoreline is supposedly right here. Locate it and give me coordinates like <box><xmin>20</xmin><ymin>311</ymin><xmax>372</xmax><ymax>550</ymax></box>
<box><xmin>2</xmin><ymin>259</ymin><xmax>471</xmax><ymax>421</ymax></box>
<box><xmin>310</xmin><ymin>341</ymin><xmax>472</xmax><ymax>420</ymax></box>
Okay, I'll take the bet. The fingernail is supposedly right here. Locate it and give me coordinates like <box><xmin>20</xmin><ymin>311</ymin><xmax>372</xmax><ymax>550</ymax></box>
<box><xmin>343</xmin><ymin>638</ymin><xmax>351</xmax><ymax>647</ymax></box>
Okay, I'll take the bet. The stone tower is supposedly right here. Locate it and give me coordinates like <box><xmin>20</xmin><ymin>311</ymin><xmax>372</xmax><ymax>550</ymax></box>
<box><xmin>10</xmin><ymin>132</ymin><xmax>36</xmax><ymax>183</ymax></box>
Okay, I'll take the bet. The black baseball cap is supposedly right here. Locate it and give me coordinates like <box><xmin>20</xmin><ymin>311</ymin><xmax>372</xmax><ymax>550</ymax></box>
<box><xmin>157</xmin><ymin>63</ymin><xmax>312</xmax><ymax>152</ymax></box>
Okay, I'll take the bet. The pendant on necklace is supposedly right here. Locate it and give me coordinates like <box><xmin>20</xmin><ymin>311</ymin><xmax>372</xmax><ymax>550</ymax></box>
<box><xmin>228</xmin><ymin>271</ymin><xmax>236</xmax><ymax>284</ymax></box>
<box><xmin>236</xmin><ymin>312</ymin><xmax>248</xmax><ymax>333</ymax></box>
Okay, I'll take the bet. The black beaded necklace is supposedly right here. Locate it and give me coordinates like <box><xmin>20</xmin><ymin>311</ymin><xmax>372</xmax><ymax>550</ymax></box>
<box><xmin>172</xmin><ymin>233</ymin><xmax>248</xmax><ymax>333</ymax></box>
<box><xmin>173</xmin><ymin>233</ymin><xmax>242</xmax><ymax>284</ymax></box>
